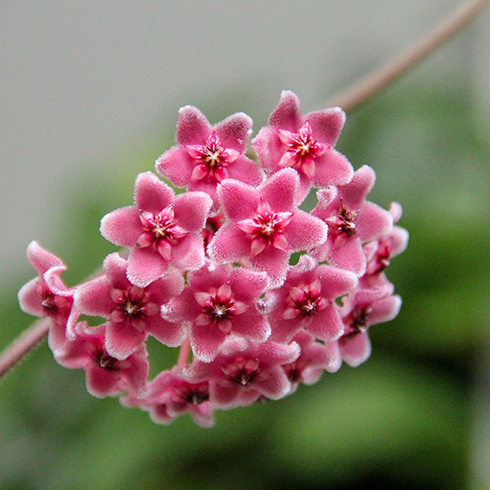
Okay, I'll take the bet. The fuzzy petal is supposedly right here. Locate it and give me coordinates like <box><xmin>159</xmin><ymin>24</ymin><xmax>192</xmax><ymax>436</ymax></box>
<box><xmin>305</xmin><ymin>106</ymin><xmax>346</xmax><ymax>146</ymax></box>
<box><xmin>214</xmin><ymin>112</ymin><xmax>253</xmax><ymax>152</ymax></box>
<box><xmin>127</xmin><ymin>247</ymin><xmax>167</xmax><ymax>288</ymax></box>
<box><xmin>100</xmin><ymin>206</ymin><xmax>142</xmax><ymax>248</ymax></box>
<box><xmin>134</xmin><ymin>172</ymin><xmax>174</xmax><ymax>214</ymax></box>
<box><xmin>268</xmin><ymin>90</ymin><xmax>303</xmax><ymax>132</ymax></box>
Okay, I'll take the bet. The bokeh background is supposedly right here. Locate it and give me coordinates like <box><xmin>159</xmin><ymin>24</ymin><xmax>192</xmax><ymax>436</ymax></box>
<box><xmin>1</xmin><ymin>1</ymin><xmax>490</xmax><ymax>489</ymax></box>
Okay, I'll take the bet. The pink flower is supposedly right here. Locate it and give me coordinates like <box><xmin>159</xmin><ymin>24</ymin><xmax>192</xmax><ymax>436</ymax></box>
<box><xmin>16</xmin><ymin>91</ymin><xmax>408</xmax><ymax>427</ymax></box>
<box><xmin>201</xmin><ymin>211</ymin><xmax>225</xmax><ymax>252</ymax></box>
<box><xmin>252</xmin><ymin>90</ymin><xmax>353</xmax><ymax>203</ymax></box>
<box><xmin>338</xmin><ymin>284</ymin><xmax>402</xmax><ymax>367</ymax></box>
<box><xmin>311</xmin><ymin>165</ymin><xmax>393</xmax><ymax>276</ymax></box>
<box><xmin>266</xmin><ymin>255</ymin><xmax>358</xmax><ymax>343</ymax></box>
<box><xmin>282</xmin><ymin>331</ymin><xmax>341</xmax><ymax>393</ymax></box>
<box><xmin>18</xmin><ymin>241</ymin><xmax>75</xmax><ymax>356</ymax></box>
<box><xmin>156</xmin><ymin>106</ymin><xmax>264</xmax><ymax>209</ymax></box>
<box><xmin>55</xmin><ymin>323</ymin><xmax>149</xmax><ymax>398</ymax></box>
<box><xmin>362</xmin><ymin>202</ymin><xmax>409</xmax><ymax>286</ymax></box>
<box><xmin>162</xmin><ymin>262</ymin><xmax>270</xmax><ymax>362</ymax></box>
<box><xmin>183</xmin><ymin>336</ymin><xmax>300</xmax><ymax>409</ymax></box>
<box><xmin>74</xmin><ymin>252</ymin><xmax>185</xmax><ymax>360</ymax></box>
<box><xmin>122</xmin><ymin>368</ymin><xmax>214</xmax><ymax>427</ymax></box>
<box><xmin>208</xmin><ymin>168</ymin><xmax>328</xmax><ymax>288</ymax></box>
<box><xmin>100</xmin><ymin>171</ymin><xmax>212</xmax><ymax>287</ymax></box>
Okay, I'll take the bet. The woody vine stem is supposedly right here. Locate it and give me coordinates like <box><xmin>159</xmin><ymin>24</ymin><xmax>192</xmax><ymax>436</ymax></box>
<box><xmin>0</xmin><ymin>0</ymin><xmax>488</xmax><ymax>380</ymax></box>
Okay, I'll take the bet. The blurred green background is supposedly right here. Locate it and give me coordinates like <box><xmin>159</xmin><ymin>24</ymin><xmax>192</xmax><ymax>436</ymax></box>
<box><xmin>1</xmin><ymin>69</ymin><xmax>490</xmax><ymax>490</ymax></box>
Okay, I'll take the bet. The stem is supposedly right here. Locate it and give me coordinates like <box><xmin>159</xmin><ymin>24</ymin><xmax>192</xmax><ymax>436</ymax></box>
<box><xmin>177</xmin><ymin>336</ymin><xmax>191</xmax><ymax>367</ymax></box>
<box><xmin>1</xmin><ymin>0</ymin><xmax>488</xmax><ymax>381</ymax></box>
<box><xmin>328</xmin><ymin>0</ymin><xmax>490</xmax><ymax>113</ymax></box>
<box><xmin>0</xmin><ymin>318</ymin><xmax>50</xmax><ymax>379</ymax></box>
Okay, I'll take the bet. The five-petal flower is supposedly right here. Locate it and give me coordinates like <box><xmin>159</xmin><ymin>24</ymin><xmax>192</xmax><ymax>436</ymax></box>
<box><xmin>100</xmin><ymin>171</ymin><xmax>212</xmax><ymax>287</ymax></box>
<box><xmin>156</xmin><ymin>106</ymin><xmax>264</xmax><ymax>209</ymax></box>
<box><xmin>208</xmin><ymin>168</ymin><xmax>328</xmax><ymax>287</ymax></box>
<box><xmin>252</xmin><ymin>90</ymin><xmax>353</xmax><ymax>203</ymax></box>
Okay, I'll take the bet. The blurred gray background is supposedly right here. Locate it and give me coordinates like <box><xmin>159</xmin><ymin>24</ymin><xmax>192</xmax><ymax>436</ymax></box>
<box><xmin>1</xmin><ymin>2</ymin><xmax>490</xmax><ymax>489</ymax></box>
<box><xmin>2</xmin><ymin>0</ymin><xmax>489</xmax><ymax>286</ymax></box>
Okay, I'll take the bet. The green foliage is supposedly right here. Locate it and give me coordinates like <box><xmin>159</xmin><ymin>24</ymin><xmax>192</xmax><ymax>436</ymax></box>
<box><xmin>1</xmin><ymin>80</ymin><xmax>488</xmax><ymax>489</ymax></box>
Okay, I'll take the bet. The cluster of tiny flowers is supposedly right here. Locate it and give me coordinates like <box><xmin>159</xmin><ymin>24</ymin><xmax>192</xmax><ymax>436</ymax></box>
<box><xmin>18</xmin><ymin>91</ymin><xmax>408</xmax><ymax>427</ymax></box>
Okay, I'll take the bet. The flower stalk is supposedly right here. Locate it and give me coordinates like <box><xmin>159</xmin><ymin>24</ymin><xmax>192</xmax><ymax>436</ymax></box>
<box><xmin>328</xmin><ymin>0</ymin><xmax>490</xmax><ymax>112</ymax></box>
<box><xmin>0</xmin><ymin>0</ymin><xmax>487</xmax><ymax>423</ymax></box>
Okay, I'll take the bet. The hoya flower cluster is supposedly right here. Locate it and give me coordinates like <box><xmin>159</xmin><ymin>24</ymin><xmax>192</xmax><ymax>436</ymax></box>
<box><xmin>18</xmin><ymin>91</ymin><xmax>408</xmax><ymax>427</ymax></box>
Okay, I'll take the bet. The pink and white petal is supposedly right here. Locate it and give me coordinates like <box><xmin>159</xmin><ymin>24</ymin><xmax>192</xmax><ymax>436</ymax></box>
<box><xmin>251</xmin><ymin>126</ymin><xmax>284</xmax><ymax>172</ymax></box>
<box><xmin>43</xmin><ymin>266</ymin><xmax>73</xmax><ymax>297</ymax></box>
<box><xmin>330</xmin><ymin>238</ymin><xmax>366</xmax><ymax>277</ymax></box>
<box><xmin>269</xmin><ymin>90</ymin><xmax>303</xmax><ymax>132</ymax></box>
<box><xmin>357</xmin><ymin>202</ymin><xmax>393</xmax><ymax>242</ymax></box>
<box><xmin>389</xmin><ymin>202</ymin><xmax>403</xmax><ymax>223</ymax></box>
<box><xmin>191</xmin><ymin>322</ymin><xmax>227</xmax><ymax>363</ymax></box>
<box><xmin>313</xmin><ymin>186</ymin><xmax>339</xmax><ymax>217</ymax></box>
<box><xmin>176</xmin><ymin>105</ymin><xmax>213</xmax><ymax>145</ymax></box>
<box><xmin>187</xmin><ymin>179</ymin><xmax>220</xmax><ymax>209</ymax></box>
<box><xmin>26</xmin><ymin>241</ymin><xmax>63</xmax><ymax>275</ymax></box>
<box><xmin>269</xmin><ymin>318</ymin><xmax>300</xmax><ymax>343</ymax></box>
<box><xmin>146</xmin><ymin>316</ymin><xmax>187</xmax><ymax>348</ymax></box>
<box><xmin>127</xmin><ymin>247</ymin><xmax>167</xmax><ymax>288</ymax></box>
<box><xmin>47</xmin><ymin>319</ymin><xmax>71</xmax><ymax>358</ymax></box>
<box><xmin>18</xmin><ymin>278</ymin><xmax>44</xmax><ymax>316</ymax></box>
<box><xmin>369</xmin><ymin>295</ymin><xmax>402</xmax><ymax>325</ymax></box>
<box><xmin>75</xmin><ymin>278</ymin><xmax>114</xmax><ymax>317</ymax></box>
<box><xmin>308</xmin><ymin>304</ymin><xmax>345</xmax><ymax>342</ymax></box>
<box><xmin>227</xmin><ymin>155</ymin><xmax>264</xmax><ymax>187</ymax></box>
<box><xmin>390</xmin><ymin>226</ymin><xmax>410</xmax><ymax>257</ymax></box>
<box><xmin>146</xmin><ymin>269</ymin><xmax>185</xmax><ymax>305</ymax></box>
<box><xmin>188</xmin><ymin>262</ymin><xmax>228</xmax><ymax>292</ymax></box>
<box><xmin>134</xmin><ymin>172</ymin><xmax>174</xmax><ymax>214</ymax></box>
<box><xmin>229</xmin><ymin>268</ymin><xmax>268</xmax><ymax>300</ymax></box>
<box><xmin>102</xmin><ymin>253</ymin><xmax>130</xmax><ymax>290</ymax></box>
<box><xmin>171</xmin><ymin>233</ymin><xmax>205</xmax><ymax>271</ymax></box>
<box><xmin>174</xmin><ymin>191</ymin><xmax>212</xmax><ymax>231</ymax></box>
<box><xmin>210</xmin><ymin>382</ymin><xmax>248</xmax><ymax>409</ymax></box>
<box><xmin>255</xmin><ymin>368</ymin><xmax>291</xmax><ymax>400</ymax></box>
<box><xmin>214</xmin><ymin>112</ymin><xmax>253</xmax><ymax>152</ymax></box>
<box><xmin>317</xmin><ymin>266</ymin><xmax>358</xmax><ymax>299</ymax></box>
<box><xmin>208</xmin><ymin>225</ymin><xmax>252</xmax><ymax>264</ymax></box>
<box><xmin>305</xmin><ymin>107</ymin><xmax>346</xmax><ymax>146</ymax></box>
<box><xmin>121</xmin><ymin>353</ymin><xmax>149</xmax><ymax>397</ymax></box>
<box><xmin>341</xmin><ymin>165</ymin><xmax>376</xmax><ymax>208</ymax></box>
<box><xmin>100</xmin><ymin>206</ymin><xmax>142</xmax><ymax>248</ymax></box>
<box><xmin>155</xmin><ymin>145</ymin><xmax>194</xmax><ymax>187</ymax></box>
<box><xmin>250</xmin><ymin>248</ymin><xmax>289</xmax><ymax>289</ymax></box>
<box><xmin>324</xmin><ymin>341</ymin><xmax>342</xmax><ymax>373</ymax></box>
<box><xmin>105</xmin><ymin>322</ymin><xmax>146</xmax><ymax>360</ymax></box>
<box><xmin>260</xmin><ymin>168</ymin><xmax>298</xmax><ymax>212</ymax></box>
<box><xmin>285</xmin><ymin>211</ymin><xmax>328</xmax><ymax>251</ymax></box>
<box><xmin>86</xmin><ymin>365</ymin><xmax>122</xmax><ymax>398</ymax></box>
<box><xmin>339</xmin><ymin>332</ymin><xmax>372</xmax><ymax>367</ymax></box>
<box><xmin>217</xmin><ymin>179</ymin><xmax>259</xmax><ymax>221</ymax></box>
<box><xmin>161</xmin><ymin>288</ymin><xmax>197</xmax><ymax>323</ymax></box>
<box><xmin>189</xmin><ymin>403</ymin><xmax>215</xmax><ymax>428</ymax></box>
<box><xmin>232</xmin><ymin>313</ymin><xmax>271</xmax><ymax>343</ymax></box>
<box><xmin>313</xmin><ymin>150</ymin><xmax>354</xmax><ymax>188</ymax></box>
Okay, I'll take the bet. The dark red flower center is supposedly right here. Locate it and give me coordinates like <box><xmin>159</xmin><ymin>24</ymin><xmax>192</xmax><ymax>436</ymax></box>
<box><xmin>222</xmin><ymin>357</ymin><xmax>260</xmax><ymax>386</ymax></box>
<box><xmin>94</xmin><ymin>351</ymin><xmax>119</xmax><ymax>371</ymax></box>
<box><xmin>343</xmin><ymin>305</ymin><xmax>372</xmax><ymax>338</ymax></box>
<box><xmin>185</xmin><ymin>131</ymin><xmax>240</xmax><ymax>183</ymax></box>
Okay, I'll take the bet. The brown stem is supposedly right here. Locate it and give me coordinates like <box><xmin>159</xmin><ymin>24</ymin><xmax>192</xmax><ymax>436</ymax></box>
<box><xmin>328</xmin><ymin>0</ymin><xmax>490</xmax><ymax>113</ymax></box>
<box><xmin>177</xmin><ymin>336</ymin><xmax>191</xmax><ymax>367</ymax></box>
<box><xmin>0</xmin><ymin>318</ymin><xmax>50</xmax><ymax>379</ymax></box>
<box><xmin>1</xmin><ymin>0</ymin><xmax>489</xmax><ymax>381</ymax></box>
